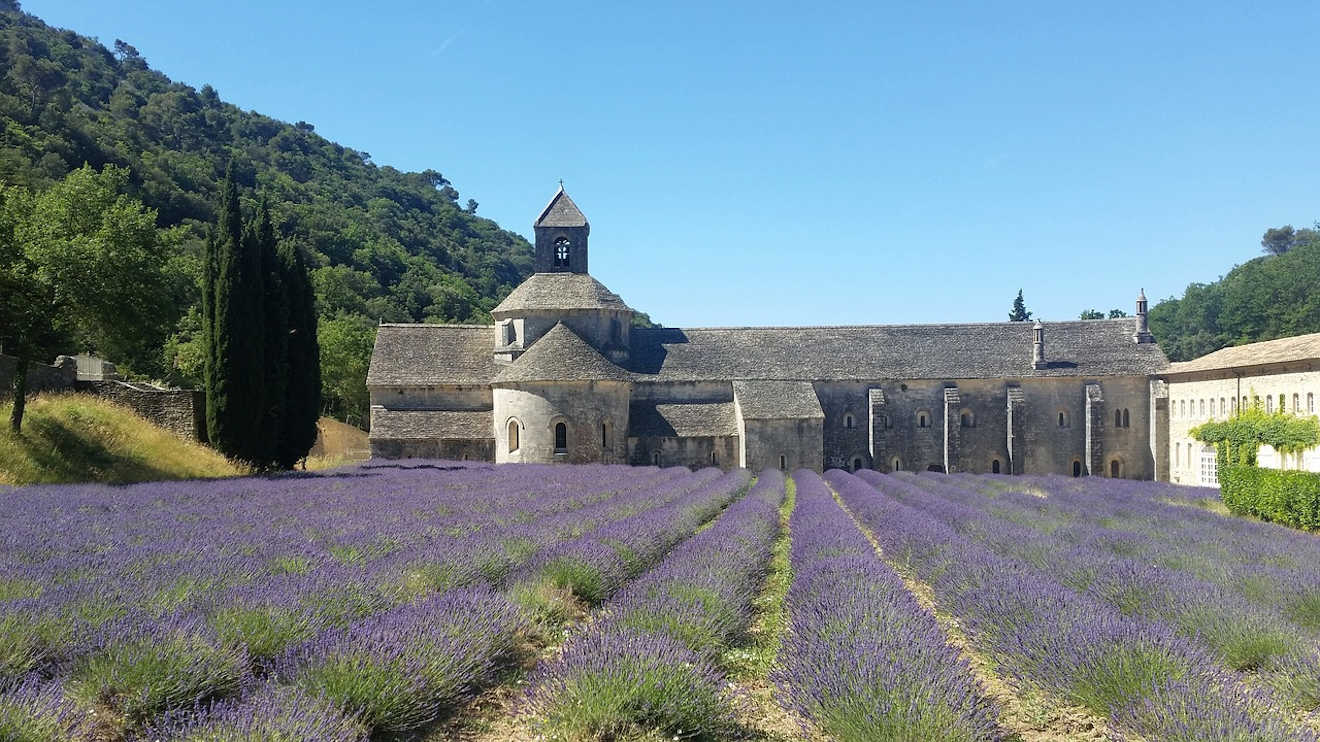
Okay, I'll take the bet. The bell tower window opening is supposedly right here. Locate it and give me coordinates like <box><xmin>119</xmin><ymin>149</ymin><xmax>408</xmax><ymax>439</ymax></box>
<box><xmin>554</xmin><ymin>422</ymin><xmax>567</xmax><ymax>452</ymax></box>
<box><xmin>553</xmin><ymin>237</ymin><xmax>571</xmax><ymax>268</ymax></box>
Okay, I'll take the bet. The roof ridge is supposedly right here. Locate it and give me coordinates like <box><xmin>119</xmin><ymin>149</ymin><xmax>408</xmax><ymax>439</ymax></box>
<box><xmin>378</xmin><ymin>323</ymin><xmax>494</xmax><ymax>329</ymax></box>
<box><xmin>635</xmin><ymin>318</ymin><xmax>1136</xmax><ymax>332</ymax></box>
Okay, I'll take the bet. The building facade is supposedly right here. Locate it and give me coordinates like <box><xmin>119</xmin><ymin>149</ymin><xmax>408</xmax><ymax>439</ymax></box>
<box><xmin>1165</xmin><ymin>333</ymin><xmax>1320</xmax><ymax>486</ymax></box>
<box><xmin>367</xmin><ymin>188</ymin><xmax>1172</xmax><ymax>476</ymax></box>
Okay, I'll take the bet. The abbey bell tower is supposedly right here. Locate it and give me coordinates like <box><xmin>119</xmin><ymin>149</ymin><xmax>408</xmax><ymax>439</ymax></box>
<box><xmin>533</xmin><ymin>185</ymin><xmax>590</xmax><ymax>274</ymax></box>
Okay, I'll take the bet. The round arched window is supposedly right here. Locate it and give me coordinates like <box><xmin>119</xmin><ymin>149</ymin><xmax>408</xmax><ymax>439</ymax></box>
<box><xmin>554</xmin><ymin>237</ymin><xmax>571</xmax><ymax>267</ymax></box>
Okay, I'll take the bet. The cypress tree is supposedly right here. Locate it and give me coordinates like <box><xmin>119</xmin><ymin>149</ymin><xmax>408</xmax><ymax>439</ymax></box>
<box><xmin>258</xmin><ymin>201</ymin><xmax>288</xmax><ymax>468</ymax></box>
<box><xmin>235</xmin><ymin>214</ymin><xmax>266</xmax><ymax>464</ymax></box>
<box><xmin>205</xmin><ymin>165</ymin><xmax>244</xmax><ymax>456</ymax></box>
<box><xmin>278</xmin><ymin>240</ymin><xmax>321</xmax><ymax>468</ymax></box>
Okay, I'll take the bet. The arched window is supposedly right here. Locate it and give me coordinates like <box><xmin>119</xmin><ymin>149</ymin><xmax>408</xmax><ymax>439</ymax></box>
<box><xmin>1280</xmin><ymin>394</ymin><xmax>1287</xmax><ymax>413</ymax></box>
<box><xmin>1294</xmin><ymin>393</ymin><xmax>1301</xmax><ymax>413</ymax></box>
<box><xmin>960</xmin><ymin>410</ymin><xmax>974</xmax><ymax>428</ymax></box>
<box><xmin>711</xmin><ymin>451</ymin><xmax>718</xmax><ymax>465</ymax></box>
<box><xmin>1242</xmin><ymin>395</ymin><xmax>1248</xmax><ymax>410</ymax></box>
<box><xmin>1267</xmin><ymin>396</ymin><xmax>1274</xmax><ymax>413</ymax></box>
<box><xmin>601</xmin><ymin>422</ymin><xmax>609</xmax><ymax>448</ymax></box>
<box><xmin>653</xmin><ymin>451</ymin><xmax>660</xmax><ymax>465</ymax></box>
<box><xmin>917</xmin><ymin>411</ymin><xmax>930</xmax><ymax>428</ymax></box>
<box><xmin>1199</xmin><ymin>399</ymin><xmax>1205</xmax><ymax>417</ymax></box>
<box><xmin>991</xmin><ymin>459</ymin><xmax>1001</xmax><ymax>474</ymax></box>
<box><xmin>852</xmin><ymin>457</ymin><xmax>863</xmax><ymax>471</ymax></box>
<box><xmin>553</xmin><ymin>237</ymin><xmax>571</xmax><ymax>268</ymax></box>
<box><xmin>507</xmin><ymin>419</ymin><xmax>520</xmax><ymax>453</ymax></box>
<box><xmin>1175</xmin><ymin>442</ymin><xmax>1181</xmax><ymax>467</ymax></box>
<box><xmin>883</xmin><ymin>414</ymin><xmax>892</xmax><ymax>429</ymax></box>
<box><xmin>1072</xmin><ymin>460</ymin><xmax>1082</xmax><ymax>477</ymax></box>
<box><xmin>1310</xmin><ymin>393</ymin><xmax>1315</xmax><ymax>414</ymax></box>
<box><xmin>1058</xmin><ymin>411</ymin><xmax>1068</xmax><ymax>428</ymax></box>
<box><xmin>1110</xmin><ymin>459</ymin><xmax>1121</xmax><ymax>478</ymax></box>
<box><xmin>891</xmin><ymin>456</ymin><xmax>901</xmax><ymax>471</ymax></box>
<box><xmin>1210</xmin><ymin>398</ymin><xmax>1216</xmax><ymax>417</ymax></box>
<box><xmin>554</xmin><ymin>422</ymin><xmax>567</xmax><ymax>452</ymax></box>
<box><xmin>1123</xmin><ymin>408</ymin><xmax>1130</xmax><ymax>428</ymax></box>
<box><xmin>1115</xmin><ymin>409</ymin><xmax>1122</xmax><ymax>428</ymax></box>
<box><xmin>1231</xmin><ymin>397</ymin><xmax>1238</xmax><ymax>414</ymax></box>
<box><xmin>1180</xmin><ymin>400</ymin><xmax>1186</xmax><ymax>417</ymax></box>
<box><xmin>779</xmin><ymin>455</ymin><xmax>787</xmax><ymax>471</ymax></box>
<box><xmin>844</xmin><ymin>413</ymin><xmax>855</xmax><ymax>429</ymax></box>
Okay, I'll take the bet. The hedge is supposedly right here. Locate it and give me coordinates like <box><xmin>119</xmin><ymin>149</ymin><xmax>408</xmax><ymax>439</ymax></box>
<box><xmin>1220</xmin><ymin>465</ymin><xmax>1320</xmax><ymax>531</ymax></box>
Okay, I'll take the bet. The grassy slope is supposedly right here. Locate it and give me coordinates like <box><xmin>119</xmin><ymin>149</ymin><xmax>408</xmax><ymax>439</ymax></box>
<box><xmin>0</xmin><ymin>394</ymin><xmax>242</xmax><ymax>485</ymax></box>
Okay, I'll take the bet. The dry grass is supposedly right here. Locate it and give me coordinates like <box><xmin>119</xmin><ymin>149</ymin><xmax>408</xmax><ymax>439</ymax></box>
<box><xmin>0</xmin><ymin>393</ymin><xmax>243</xmax><ymax>486</ymax></box>
<box><xmin>305</xmin><ymin>416</ymin><xmax>370</xmax><ymax>470</ymax></box>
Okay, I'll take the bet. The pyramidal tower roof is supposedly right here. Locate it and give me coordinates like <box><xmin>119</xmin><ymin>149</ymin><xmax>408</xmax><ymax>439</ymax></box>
<box><xmin>535</xmin><ymin>185</ymin><xmax>589</xmax><ymax>229</ymax></box>
<box><xmin>492</xmin><ymin>322</ymin><xmax>631</xmax><ymax>384</ymax></box>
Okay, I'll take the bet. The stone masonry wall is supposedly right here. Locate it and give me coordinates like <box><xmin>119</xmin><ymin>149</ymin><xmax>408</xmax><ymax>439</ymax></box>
<box><xmin>493</xmin><ymin>380</ymin><xmax>631</xmax><ymax>464</ymax></box>
<box><xmin>0</xmin><ymin>354</ymin><xmax>77</xmax><ymax>396</ymax></box>
<box><xmin>78</xmin><ymin>381</ymin><xmax>206</xmax><ymax>441</ymax></box>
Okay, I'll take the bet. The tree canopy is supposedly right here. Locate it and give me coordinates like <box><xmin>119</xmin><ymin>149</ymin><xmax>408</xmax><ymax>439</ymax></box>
<box><xmin>1008</xmin><ymin>289</ymin><xmax>1032</xmax><ymax>322</ymax></box>
<box><xmin>1150</xmin><ymin>227</ymin><xmax>1320</xmax><ymax>361</ymax></box>
<box><xmin>0</xmin><ymin>6</ymin><xmax>537</xmax><ymax>425</ymax></box>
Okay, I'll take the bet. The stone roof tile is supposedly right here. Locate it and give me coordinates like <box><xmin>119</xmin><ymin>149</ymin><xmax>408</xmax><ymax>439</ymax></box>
<box><xmin>492</xmin><ymin>273</ymin><xmax>631</xmax><ymax>316</ymax></box>
<box><xmin>366</xmin><ymin>324</ymin><xmax>495</xmax><ymax>386</ymax></box>
<box><xmin>369</xmin><ymin>408</ymin><xmax>492</xmax><ymax>440</ymax></box>
<box><xmin>734</xmin><ymin>380</ymin><xmax>824</xmax><ymax>419</ymax></box>
<box><xmin>629</xmin><ymin>402</ymin><xmax>738</xmax><ymax>437</ymax></box>
<box><xmin>534</xmin><ymin>187</ymin><xmax>589</xmax><ymax>228</ymax></box>
<box><xmin>492</xmin><ymin>323</ymin><xmax>632</xmax><ymax>384</ymax></box>
<box><xmin>1165</xmin><ymin>332</ymin><xmax>1320</xmax><ymax>375</ymax></box>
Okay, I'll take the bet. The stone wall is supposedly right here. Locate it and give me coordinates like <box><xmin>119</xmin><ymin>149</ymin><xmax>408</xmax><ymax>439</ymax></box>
<box><xmin>739</xmin><ymin>417</ymin><xmax>823</xmax><ymax>472</ymax></box>
<box><xmin>370</xmin><ymin>438</ymin><xmax>494</xmax><ymax>461</ymax></box>
<box><xmin>0</xmin><ymin>354</ymin><xmax>77</xmax><ymax>396</ymax></box>
<box><xmin>78</xmin><ymin>381</ymin><xmax>206</xmax><ymax>441</ymax></box>
<box><xmin>629</xmin><ymin>434</ymin><xmax>738</xmax><ymax>470</ymax></box>
<box><xmin>493</xmin><ymin>380</ymin><xmax>631</xmax><ymax>464</ymax></box>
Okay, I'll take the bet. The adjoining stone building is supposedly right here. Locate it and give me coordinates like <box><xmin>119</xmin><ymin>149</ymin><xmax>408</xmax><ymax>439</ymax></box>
<box><xmin>367</xmin><ymin>187</ymin><xmax>1172</xmax><ymax>475</ymax></box>
<box><xmin>1165</xmin><ymin>332</ymin><xmax>1320</xmax><ymax>486</ymax></box>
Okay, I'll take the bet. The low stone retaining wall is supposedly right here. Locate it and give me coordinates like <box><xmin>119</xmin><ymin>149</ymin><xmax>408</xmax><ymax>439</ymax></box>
<box><xmin>76</xmin><ymin>380</ymin><xmax>206</xmax><ymax>441</ymax></box>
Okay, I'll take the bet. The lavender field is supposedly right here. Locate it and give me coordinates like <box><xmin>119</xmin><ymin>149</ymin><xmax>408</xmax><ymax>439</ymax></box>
<box><xmin>1</xmin><ymin>462</ymin><xmax>1318</xmax><ymax>741</ymax></box>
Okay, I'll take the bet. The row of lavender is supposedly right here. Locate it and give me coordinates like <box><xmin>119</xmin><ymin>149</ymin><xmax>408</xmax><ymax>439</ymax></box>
<box><xmin>525</xmin><ymin>469</ymin><xmax>785</xmax><ymax>738</ymax></box>
<box><xmin>838</xmin><ymin>470</ymin><xmax>1315</xmax><ymax>741</ymax></box>
<box><xmin>777</xmin><ymin>470</ymin><xmax>1001</xmax><ymax>741</ymax></box>
<box><xmin>898</xmin><ymin>471</ymin><xmax>1320</xmax><ymax>709</ymax></box>
<box><xmin>0</xmin><ymin>463</ymin><xmax>753</xmax><ymax>740</ymax></box>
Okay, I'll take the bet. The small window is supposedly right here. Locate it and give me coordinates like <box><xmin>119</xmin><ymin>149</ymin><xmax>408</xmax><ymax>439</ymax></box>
<box><xmin>917</xmin><ymin>411</ymin><xmax>930</xmax><ymax>428</ymax></box>
<box><xmin>553</xmin><ymin>236</ymin><xmax>571</xmax><ymax>268</ymax></box>
<box><xmin>1210</xmin><ymin>398</ymin><xmax>1216</xmax><ymax>417</ymax></box>
<box><xmin>883</xmin><ymin>414</ymin><xmax>892</xmax><ymax>429</ymax></box>
<box><xmin>601</xmin><ymin>422</ymin><xmax>609</xmax><ymax>448</ymax></box>
<box><xmin>852</xmin><ymin>457</ymin><xmax>863</xmax><ymax>471</ymax></box>
<box><xmin>1123</xmin><ymin>408</ymin><xmax>1130</xmax><ymax>428</ymax></box>
<box><xmin>653</xmin><ymin>451</ymin><xmax>660</xmax><ymax>465</ymax></box>
<box><xmin>1231</xmin><ymin>397</ymin><xmax>1238</xmax><ymax>414</ymax></box>
<box><xmin>1058</xmin><ymin>411</ymin><xmax>1068</xmax><ymax>428</ymax></box>
<box><xmin>711</xmin><ymin>451</ymin><xmax>718</xmax><ymax>465</ymax></box>
<box><xmin>779</xmin><ymin>455</ymin><xmax>787</xmax><ymax>471</ymax></box>
<box><xmin>991</xmin><ymin>459</ymin><xmax>1001</xmax><ymax>474</ymax></box>
<box><xmin>1176</xmin><ymin>442</ymin><xmax>1181</xmax><ymax>467</ymax></box>
<box><xmin>508</xmin><ymin>420</ymin><xmax>520</xmax><ymax>453</ymax></box>
<box><xmin>1180</xmin><ymin>400</ymin><xmax>1186</xmax><ymax>417</ymax></box>
<box><xmin>1072</xmin><ymin>460</ymin><xmax>1082</xmax><ymax>477</ymax></box>
<box><xmin>1110</xmin><ymin>459</ymin><xmax>1121</xmax><ymax>478</ymax></box>
<box><xmin>891</xmin><ymin>456</ymin><xmax>901</xmax><ymax>471</ymax></box>
<box><xmin>844</xmin><ymin>413</ymin><xmax>855</xmax><ymax>429</ymax></box>
<box><xmin>1267</xmin><ymin>396</ymin><xmax>1274</xmax><ymax>413</ymax></box>
<box><xmin>554</xmin><ymin>422</ymin><xmax>567</xmax><ymax>452</ymax></box>
<box><xmin>1294</xmin><ymin>393</ymin><xmax>1301</xmax><ymax>413</ymax></box>
<box><xmin>1310</xmin><ymin>393</ymin><xmax>1315</xmax><ymax>414</ymax></box>
<box><xmin>1199</xmin><ymin>399</ymin><xmax>1205</xmax><ymax>417</ymax></box>
<box><xmin>960</xmin><ymin>410</ymin><xmax>974</xmax><ymax>428</ymax></box>
<box><xmin>1114</xmin><ymin>409</ymin><xmax>1122</xmax><ymax>428</ymax></box>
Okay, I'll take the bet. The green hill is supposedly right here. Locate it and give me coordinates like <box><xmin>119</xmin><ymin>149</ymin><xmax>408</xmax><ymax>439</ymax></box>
<box><xmin>0</xmin><ymin>394</ymin><xmax>243</xmax><ymax>485</ymax></box>
<box><xmin>0</xmin><ymin>3</ymin><xmax>534</xmax><ymax>425</ymax></box>
<box><xmin>1149</xmin><ymin>231</ymin><xmax>1320</xmax><ymax>361</ymax></box>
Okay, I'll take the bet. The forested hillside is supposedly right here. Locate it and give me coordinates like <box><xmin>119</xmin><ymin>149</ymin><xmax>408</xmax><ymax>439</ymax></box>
<box><xmin>1150</xmin><ymin>227</ymin><xmax>1320</xmax><ymax>361</ymax></box>
<box><xmin>0</xmin><ymin>3</ymin><xmax>532</xmax><ymax>426</ymax></box>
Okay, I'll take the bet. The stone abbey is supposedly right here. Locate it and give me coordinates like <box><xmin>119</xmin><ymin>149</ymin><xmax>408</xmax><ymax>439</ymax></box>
<box><xmin>367</xmin><ymin>187</ymin><xmax>1173</xmax><ymax>477</ymax></box>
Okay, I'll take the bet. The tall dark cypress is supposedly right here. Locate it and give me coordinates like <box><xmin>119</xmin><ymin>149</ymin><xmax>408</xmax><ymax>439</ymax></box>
<box><xmin>278</xmin><ymin>239</ymin><xmax>321</xmax><ymax>468</ymax></box>
<box><xmin>205</xmin><ymin>165</ymin><xmax>244</xmax><ymax>456</ymax></box>
<box><xmin>236</xmin><ymin>215</ymin><xmax>266</xmax><ymax>464</ymax></box>
<box><xmin>257</xmin><ymin>201</ymin><xmax>288</xmax><ymax>467</ymax></box>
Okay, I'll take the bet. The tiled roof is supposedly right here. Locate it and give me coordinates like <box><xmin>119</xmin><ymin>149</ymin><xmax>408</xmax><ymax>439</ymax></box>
<box><xmin>734</xmin><ymin>380</ymin><xmax>824</xmax><ymax>419</ymax></box>
<box><xmin>492</xmin><ymin>273</ymin><xmax>631</xmax><ymax>316</ymax></box>
<box><xmin>369</xmin><ymin>408</ymin><xmax>493</xmax><ymax>440</ymax></box>
<box><xmin>534</xmin><ymin>187</ymin><xmax>589</xmax><ymax>228</ymax></box>
<box><xmin>629</xmin><ymin>402</ymin><xmax>738</xmax><ymax>437</ymax></box>
<box><xmin>1165</xmin><ymin>332</ymin><xmax>1320</xmax><ymax>375</ymax></box>
<box><xmin>366</xmin><ymin>324</ymin><xmax>495</xmax><ymax>386</ymax></box>
<box><xmin>629</xmin><ymin>319</ymin><xmax>1169</xmax><ymax>382</ymax></box>
<box><xmin>492</xmin><ymin>323</ymin><xmax>632</xmax><ymax>384</ymax></box>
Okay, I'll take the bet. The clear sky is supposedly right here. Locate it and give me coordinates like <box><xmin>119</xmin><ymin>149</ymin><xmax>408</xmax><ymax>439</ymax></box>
<box><xmin>21</xmin><ymin>1</ymin><xmax>1320</xmax><ymax>328</ymax></box>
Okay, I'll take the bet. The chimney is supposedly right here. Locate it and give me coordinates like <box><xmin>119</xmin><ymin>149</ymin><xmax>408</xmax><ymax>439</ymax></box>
<box><xmin>1032</xmin><ymin>320</ymin><xmax>1047</xmax><ymax>369</ymax></box>
<box><xmin>1133</xmin><ymin>288</ymin><xmax>1154</xmax><ymax>344</ymax></box>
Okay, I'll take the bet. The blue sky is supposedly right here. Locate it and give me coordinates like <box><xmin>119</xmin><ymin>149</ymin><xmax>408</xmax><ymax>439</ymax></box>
<box><xmin>23</xmin><ymin>1</ymin><xmax>1320</xmax><ymax>327</ymax></box>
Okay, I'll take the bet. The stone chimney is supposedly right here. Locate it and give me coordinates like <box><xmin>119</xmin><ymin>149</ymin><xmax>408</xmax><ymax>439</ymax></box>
<box><xmin>1032</xmin><ymin>320</ymin><xmax>1047</xmax><ymax>369</ymax></box>
<box><xmin>1133</xmin><ymin>288</ymin><xmax>1154</xmax><ymax>344</ymax></box>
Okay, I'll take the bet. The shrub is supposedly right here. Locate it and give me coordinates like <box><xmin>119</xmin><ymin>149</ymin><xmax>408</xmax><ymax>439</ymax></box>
<box><xmin>1220</xmin><ymin>465</ymin><xmax>1320</xmax><ymax>531</ymax></box>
